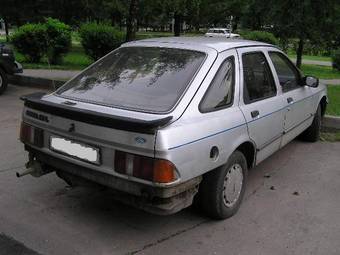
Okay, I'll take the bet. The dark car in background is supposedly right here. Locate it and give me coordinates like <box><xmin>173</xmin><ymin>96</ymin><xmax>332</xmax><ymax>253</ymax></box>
<box><xmin>0</xmin><ymin>43</ymin><xmax>23</xmax><ymax>95</ymax></box>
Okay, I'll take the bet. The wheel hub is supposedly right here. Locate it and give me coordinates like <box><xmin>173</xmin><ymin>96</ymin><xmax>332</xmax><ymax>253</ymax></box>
<box><xmin>0</xmin><ymin>74</ymin><xmax>3</xmax><ymax>88</ymax></box>
<box><xmin>223</xmin><ymin>163</ymin><xmax>243</xmax><ymax>207</ymax></box>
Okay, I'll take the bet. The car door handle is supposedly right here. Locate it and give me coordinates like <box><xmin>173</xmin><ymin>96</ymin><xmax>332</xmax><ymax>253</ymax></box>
<box><xmin>287</xmin><ymin>97</ymin><xmax>294</xmax><ymax>104</ymax></box>
<box><xmin>251</xmin><ymin>110</ymin><xmax>260</xmax><ymax>118</ymax></box>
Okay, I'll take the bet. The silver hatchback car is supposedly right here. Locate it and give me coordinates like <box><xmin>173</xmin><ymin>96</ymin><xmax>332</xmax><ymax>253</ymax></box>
<box><xmin>19</xmin><ymin>37</ymin><xmax>327</xmax><ymax>219</ymax></box>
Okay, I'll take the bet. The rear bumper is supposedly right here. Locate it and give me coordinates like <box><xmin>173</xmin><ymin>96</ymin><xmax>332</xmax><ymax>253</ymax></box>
<box><xmin>25</xmin><ymin>145</ymin><xmax>201</xmax><ymax>215</ymax></box>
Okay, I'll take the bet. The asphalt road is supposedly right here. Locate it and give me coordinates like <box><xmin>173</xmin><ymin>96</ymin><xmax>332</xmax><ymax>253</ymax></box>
<box><xmin>1</xmin><ymin>85</ymin><xmax>340</xmax><ymax>255</ymax></box>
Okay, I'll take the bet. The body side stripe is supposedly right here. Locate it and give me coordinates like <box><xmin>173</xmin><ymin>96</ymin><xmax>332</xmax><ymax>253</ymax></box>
<box><xmin>168</xmin><ymin>88</ymin><xmax>326</xmax><ymax>150</ymax></box>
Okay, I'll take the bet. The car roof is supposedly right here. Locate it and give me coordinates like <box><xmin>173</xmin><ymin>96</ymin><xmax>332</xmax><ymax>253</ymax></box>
<box><xmin>124</xmin><ymin>37</ymin><xmax>274</xmax><ymax>53</ymax></box>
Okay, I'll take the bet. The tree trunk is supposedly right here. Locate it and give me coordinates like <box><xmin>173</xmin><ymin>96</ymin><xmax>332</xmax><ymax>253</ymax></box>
<box><xmin>111</xmin><ymin>14</ymin><xmax>115</xmax><ymax>27</ymax></box>
<box><xmin>296</xmin><ymin>37</ymin><xmax>304</xmax><ymax>68</ymax></box>
<box><xmin>4</xmin><ymin>18</ymin><xmax>9</xmax><ymax>42</ymax></box>
<box><xmin>232</xmin><ymin>17</ymin><xmax>239</xmax><ymax>31</ymax></box>
<box><xmin>195</xmin><ymin>22</ymin><xmax>200</xmax><ymax>32</ymax></box>
<box><xmin>126</xmin><ymin>0</ymin><xmax>139</xmax><ymax>42</ymax></box>
<box><xmin>174</xmin><ymin>13</ymin><xmax>181</xmax><ymax>37</ymax></box>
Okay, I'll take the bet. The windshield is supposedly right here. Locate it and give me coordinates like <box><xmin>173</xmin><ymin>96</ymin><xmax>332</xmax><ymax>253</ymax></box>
<box><xmin>56</xmin><ymin>47</ymin><xmax>206</xmax><ymax>113</ymax></box>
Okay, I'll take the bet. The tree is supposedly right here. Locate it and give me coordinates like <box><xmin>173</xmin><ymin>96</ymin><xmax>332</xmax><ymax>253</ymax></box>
<box><xmin>0</xmin><ymin>0</ymin><xmax>17</xmax><ymax>41</ymax></box>
<box><xmin>126</xmin><ymin>0</ymin><xmax>139</xmax><ymax>41</ymax></box>
<box><xmin>162</xmin><ymin>0</ymin><xmax>203</xmax><ymax>36</ymax></box>
<box><xmin>270</xmin><ymin>0</ymin><xmax>340</xmax><ymax>68</ymax></box>
<box><xmin>103</xmin><ymin>0</ymin><xmax>128</xmax><ymax>28</ymax></box>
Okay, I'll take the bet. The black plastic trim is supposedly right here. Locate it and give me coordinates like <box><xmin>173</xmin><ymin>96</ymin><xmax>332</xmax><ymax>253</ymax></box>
<box><xmin>21</xmin><ymin>93</ymin><xmax>173</xmax><ymax>134</ymax></box>
<box><xmin>199</xmin><ymin>56</ymin><xmax>236</xmax><ymax>113</ymax></box>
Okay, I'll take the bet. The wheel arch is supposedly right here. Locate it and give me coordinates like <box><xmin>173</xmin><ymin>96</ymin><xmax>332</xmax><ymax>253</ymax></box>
<box><xmin>319</xmin><ymin>96</ymin><xmax>327</xmax><ymax>117</ymax></box>
<box><xmin>0</xmin><ymin>63</ymin><xmax>10</xmax><ymax>74</ymax></box>
<box><xmin>0</xmin><ymin>64</ymin><xmax>6</xmax><ymax>73</ymax></box>
<box><xmin>235</xmin><ymin>141</ymin><xmax>256</xmax><ymax>169</ymax></box>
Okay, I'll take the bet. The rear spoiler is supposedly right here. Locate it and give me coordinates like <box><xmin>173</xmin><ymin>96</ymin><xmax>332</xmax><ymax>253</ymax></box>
<box><xmin>21</xmin><ymin>92</ymin><xmax>173</xmax><ymax>134</ymax></box>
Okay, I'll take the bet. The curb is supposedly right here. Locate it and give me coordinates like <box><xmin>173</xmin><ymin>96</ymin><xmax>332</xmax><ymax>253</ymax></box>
<box><xmin>322</xmin><ymin>115</ymin><xmax>340</xmax><ymax>131</ymax></box>
<box><xmin>8</xmin><ymin>74</ymin><xmax>65</xmax><ymax>90</ymax></box>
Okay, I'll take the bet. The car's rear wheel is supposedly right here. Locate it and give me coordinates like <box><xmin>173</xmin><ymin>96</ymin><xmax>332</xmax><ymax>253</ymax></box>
<box><xmin>197</xmin><ymin>150</ymin><xmax>248</xmax><ymax>220</ymax></box>
<box><xmin>0</xmin><ymin>68</ymin><xmax>8</xmax><ymax>95</ymax></box>
<box><xmin>300</xmin><ymin>105</ymin><xmax>321</xmax><ymax>142</ymax></box>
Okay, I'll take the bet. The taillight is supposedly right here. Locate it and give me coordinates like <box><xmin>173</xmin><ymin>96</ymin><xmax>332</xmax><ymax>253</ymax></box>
<box><xmin>153</xmin><ymin>160</ymin><xmax>175</xmax><ymax>183</ymax></box>
<box><xmin>114</xmin><ymin>151</ymin><xmax>177</xmax><ymax>183</ymax></box>
<box><xmin>20</xmin><ymin>122</ymin><xmax>44</xmax><ymax>147</ymax></box>
<box><xmin>20</xmin><ymin>122</ymin><xmax>33</xmax><ymax>143</ymax></box>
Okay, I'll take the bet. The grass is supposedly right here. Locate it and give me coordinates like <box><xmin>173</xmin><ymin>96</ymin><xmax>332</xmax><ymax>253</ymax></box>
<box><xmin>301</xmin><ymin>64</ymin><xmax>340</xmax><ymax>79</ymax></box>
<box><xmin>326</xmin><ymin>86</ymin><xmax>340</xmax><ymax>116</ymax></box>
<box><xmin>136</xmin><ymin>31</ymin><xmax>174</xmax><ymax>39</ymax></box>
<box><xmin>1</xmin><ymin>31</ymin><xmax>91</xmax><ymax>70</ymax></box>
<box><xmin>2</xmin><ymin>31</ymin><xmax>340</xmax><ymax>76</ymax></box>
<box><xmin>14</xmin><ymin>44</ymin><xmax>92</xmax><ymax>70</ymax></box>
<box><xmin>321</xmin><ymin>132</ymin><xmax>340</xmax><ymax>142</ymax></box>
<box><xmin>288</xmin><ymin>54</ymin><xmax>332</xmax><ymax>62</ymax></box>
<box><xmin>7</xmin><ymin>31</ymin><xmax>203</xmax><ymax>70</ymax></box>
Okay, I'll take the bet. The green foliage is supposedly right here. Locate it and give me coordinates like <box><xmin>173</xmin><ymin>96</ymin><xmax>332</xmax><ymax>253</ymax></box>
<box><xmin>326</xmin><ymin>86</ymin><xmax>340</xmax><ymax>116</ymax></box>
<box><xmin>301</xmin><ymin>64</ymin><xmax>340</xmax><ymax>79</ymax></box>
<box><xmin>11</xmin><ymin>18</ymin><xmax>71</xmax><ymax>64</ymax></box>
<box><xmin>45</xmin><ymin>18</ymin><xmax>72</xmax><ymax>64</ymax></box>
<box><xmin>14</xmin><ymin>44</ymin><xmax>92</xmax><ymax>71</ymax></box>
<box><xmin>290</xmin><ymin>39</ymin><xmax>332</xmax><ymax>56</ymax></box>
<box><xmin>10</xmin><ymin>23</ymin><xmax>48</xmax><ymax>63</ymax></box>
<box><xmin>240</xmin><ymin>30</ymin><xmax>279</xmax><ymax>45</ymax></box>
<box><xmin>331</xmin><ymin>49</ymin><xmax>340</xmax><ymax>71</ymax></box>
<box><xmin>79</xmin><ymin>23</ymin><xmax>124</xmax><ymax>60</ymax></box>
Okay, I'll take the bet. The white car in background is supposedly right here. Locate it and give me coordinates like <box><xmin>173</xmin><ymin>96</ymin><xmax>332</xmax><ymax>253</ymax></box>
<box><xmin>205</xmin><ymin>28</ymin><xmax>240</xmax><ymax>38</ymax></box>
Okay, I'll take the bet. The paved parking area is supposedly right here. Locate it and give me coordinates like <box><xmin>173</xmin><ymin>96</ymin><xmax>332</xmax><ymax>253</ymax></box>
<box><xmin>0</xmin><ymin>85</ymin><xmax>339</xmax><ymax>255</ymax></box>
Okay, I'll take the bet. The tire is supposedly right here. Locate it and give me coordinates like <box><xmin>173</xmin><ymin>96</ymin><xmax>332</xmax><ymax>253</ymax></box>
<box><xmin>300</xmin><ymin>105</ymin><xmax>321</xmax><ymax>142</ymax></box>
<box><xmin>0</xmin><ymin>68</ymin><xmax>8</xmax><ymax>95</ymax></box>
<box><xmin>197</xmin><ymin>150</ymin><xmax>248</xmax><ymax>220</ymax></box>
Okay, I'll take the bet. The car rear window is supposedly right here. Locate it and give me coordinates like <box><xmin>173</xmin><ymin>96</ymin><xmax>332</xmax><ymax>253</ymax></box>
<box><xmin>56</xmin><ymin>47</ymin><xmax>206</xmax><ymax>113</ymax></box>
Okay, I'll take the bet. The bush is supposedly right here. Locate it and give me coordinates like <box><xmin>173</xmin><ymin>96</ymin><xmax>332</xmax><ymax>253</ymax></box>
<box><xmin>79</xmin><ymin>23</ymin><xmax>124</xmax><ymax>60</ymax></box>
<box><xmin>240</xmin><ymin>30</ymin><xmax>279</xmax><ymax>45</ymax></box>
<box><xmin>11</xmin><ymin>18</ymin><xmax>71</xmax><ymax>64</ymax></box>
<box><xmin>332</xmin><ymin>49</ymin><xmax>340</xmax><ymax>71</ymax></box>
<box><xmin>45</xmin><ymin>18</ymin><xmax>72</xmax><ymax>64</ymax></box>
<box><xmin>11</xmin><ymin>24</ymin><xmax>48</xmax><ymax>63</ymax></box>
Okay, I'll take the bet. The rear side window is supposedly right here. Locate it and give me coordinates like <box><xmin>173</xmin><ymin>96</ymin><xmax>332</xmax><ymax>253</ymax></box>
<box><xmin>57</xmin><ymin>47</ymin><xmax>206</xmax><ymax>113</ymax></box>
<box><xmin>242</xmin><ymin>52</ymin><xmax>276</xmax><ymax>104</ymax></box>
<box><xmin>269</xmin><ymin>52</ymin><xmax>301</xmax><ymax>92</ymax></box>
<box><xmin>200</xmin><ymin>57</ymin><xmax>235</xmax><ymax>112</ymax></box>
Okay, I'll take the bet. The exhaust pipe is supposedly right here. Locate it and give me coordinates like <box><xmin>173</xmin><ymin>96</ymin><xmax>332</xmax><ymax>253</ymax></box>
<box><xmin>16</xmin><ymin>168</ymin><xmax>35</xmax><ymax>178</ymax></box>
<box><xmin>16</xmin><ymin>156</ymin><xmax>53</xmax><ymax>178</ymax></box>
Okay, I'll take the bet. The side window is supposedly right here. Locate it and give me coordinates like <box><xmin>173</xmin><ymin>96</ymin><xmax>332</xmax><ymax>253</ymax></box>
<box><xmin>269</xmin><ymin>52</ymin><xmax>301</xmax><ymax>92</ymax></box>
<box><xmin>242</xmin><ymin>52</ymin><xmax>276</xmax><ymax>104</ymax></box>
<box><xmin>200</xmin><ymin>57</ymin><xmax>235</xmax><ymax>112</ymax></box>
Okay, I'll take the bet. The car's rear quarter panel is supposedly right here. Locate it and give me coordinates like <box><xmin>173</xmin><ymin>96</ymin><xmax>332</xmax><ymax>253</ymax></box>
<box><xmin>155</xmin><ymin>109</ymin><xmax>249</xmax><ymax>183</ymax></box>
<box><xmin>155</xmin><ymin>49</ymin><xmax>250</xmax><ymax>183</ymax></box>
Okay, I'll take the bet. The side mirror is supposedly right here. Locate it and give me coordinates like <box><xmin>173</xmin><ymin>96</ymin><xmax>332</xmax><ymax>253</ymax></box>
<box><xmin>303</xmin><ymin>76</ymin><xmax>319</xmax><ymax>88</ymax></box>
